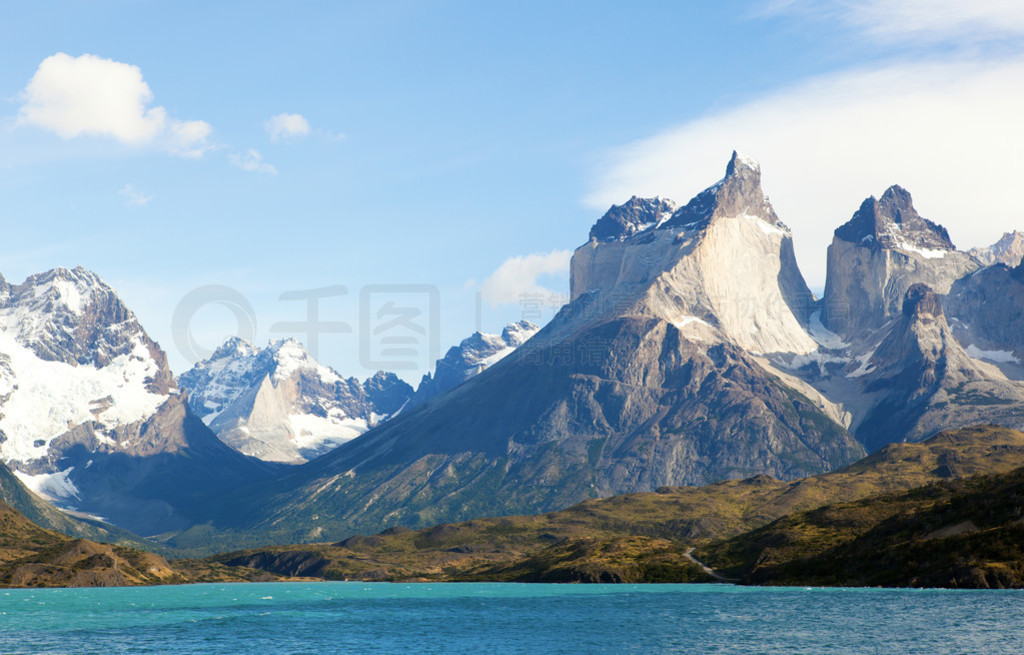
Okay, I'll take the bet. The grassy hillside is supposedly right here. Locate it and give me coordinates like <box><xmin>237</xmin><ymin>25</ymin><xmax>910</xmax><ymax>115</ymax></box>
<box><xmin>697</xmin><ymin>465</ymin><xmax>1024</xmax><ymax>588</ymax></box>
<box><xmin>0</xmin><ymin>497</ymin><xmax>277</xmax><ymax>587</ymax></box>
<box><xmin>208</xmin><ymin>425</ymin><xmax>1024</xmax><ymax>583</ymax></box>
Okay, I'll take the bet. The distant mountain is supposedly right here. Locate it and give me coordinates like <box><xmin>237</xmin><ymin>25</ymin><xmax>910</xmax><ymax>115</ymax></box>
<box><xmin>850</xmin><ymin>285</ymin><xmax>1024</xmax><ymax>452</ymax></box>
<box><xmin>0</xmin><ymin>266</ymin><xmax>278</xmax><ymax>536</ymax></box>
<box><xmin>412</xmin><ymin>320</ymin><xmax>539</xmax><ymax>404</ymax></box>
<box><xmin>945</xmin><ymin>257</ymin><xmax>1024</xmax><ymax>366</ymax></box>
<box><xmin>179</xmin><ymin>322</ymin><xmax>541</xmax><ymax>463</ymax></box>
<box><xmin>968</xmin><ymin>230</ymin><xmax>1024</xmax><ymax>268</ymax></box>
<box><xmin>178</xmin><ymin>338</ymin><xmax>412</xmax><ymax>463</ymax></box>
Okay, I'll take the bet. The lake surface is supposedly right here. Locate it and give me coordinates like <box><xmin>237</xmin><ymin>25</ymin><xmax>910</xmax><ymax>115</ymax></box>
<box><xmin>0</xmin><ymin>582</ymin><xmax>1021</xmax><ymax>654</ymax></box>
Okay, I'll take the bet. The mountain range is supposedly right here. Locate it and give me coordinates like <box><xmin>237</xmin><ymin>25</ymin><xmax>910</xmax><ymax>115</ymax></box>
<box><xmin>176</xmin><ymin>320</ymin><xmax>539</xmax><ymax>463</ymax></box>
<box><xmin>1</xmin><ymin>151</ymin><xmax>1023</xmax><ymax>554</ymax></box>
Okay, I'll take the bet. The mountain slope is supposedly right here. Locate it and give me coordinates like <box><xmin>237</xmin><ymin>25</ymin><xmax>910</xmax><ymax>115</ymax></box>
<box><xmin>0</xmin><ymin>457</ymin><xmax>155</xmax><ymax>548</ymax></box>
<box><xmin>944</xmin><ymin>258</ymin><xmax>1024</xmax><ymax>367</ymax></box>
<box><xmin>968</xmin><ymin>230</ymin><xmax>1024</xmax><ymax>268</ymax></box>
<box><xmin>851</xmin><ymin>285</ymin><xmax>1024</xmax><ymax>451</ymax></box>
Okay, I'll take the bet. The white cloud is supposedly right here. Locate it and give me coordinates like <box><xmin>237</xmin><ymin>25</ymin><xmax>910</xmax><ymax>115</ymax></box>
<box><xmin>229</xmin><ymin>149</ymin><xmax>277</xmax><ymax>174</ymax></box>
<box><xmin>265</xmin><ymin>113</ymin><xmax>311</xmax><ymax>142</ymax></box>
<box><xmin>586</xmin><ymin>56</ymin><xmax>1024</xmax><ymax>287</ymax></box>
<box><xmin>481</xmin><ymin>250</ymin><xmax>572</xmax><ymax>305</ymax></box>
<box><xmin>763</xmin><ymin>0</ymin><xmax>1024</xmax><ymax>45</ymax></box>
<box><xmin>119</xmin><ymin>184</ymin><xmax>153</xmax><ymax>207</ymax></box>
<box><xmin>18</xmin><ymin>52</ymin><xmax>213</xmax><ymax>157</ymax></box>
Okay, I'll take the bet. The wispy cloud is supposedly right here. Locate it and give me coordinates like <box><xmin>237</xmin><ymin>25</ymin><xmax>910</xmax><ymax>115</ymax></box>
<box><xmin>480</xmin><ymin>250</ymin><xmax>571</xmax><ymax>305</ymax></box>
<box><xmin>761</xmin><ymin>0</ymin><xmax>1024</xmax><ymax>45</ymax></box>
<box><xmin>586</xmin><ymin>56</ymin><xmax>1024</xmax><ymax>286</ymax></box>
<box><xmin>229</xmin><ymin>149</ymin><xmax>277</xmax><ymax>174</ymax></box>
<box><xmin>18</xmin><ymin>53</ymin><xmax>213</xmax><ymax>157</ymax></box>
<box><xmin>264</xmin><ymin>112</ymin><xmax>344</xmax><ymax>143</ymax></box>
<box><xmin>119</xmin><ymin>183</ymin><xmax>153</xmax><ymax>207</ymax></box>
<box><xmin>265</xmin><ymin>113</ymin><xmax>311</xmax><ymax>142</ymax></box>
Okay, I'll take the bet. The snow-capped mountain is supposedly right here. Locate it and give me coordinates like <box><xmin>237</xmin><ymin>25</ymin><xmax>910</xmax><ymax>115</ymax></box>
<box><xmin>0</xmin><ymin>266</ymin><xmax>276</xmax><ymax>536</ymax></box>
<box><xmin>413</xmin><ymin>320</ymin><xmax>539</xmax><ymax>404</ymax></box>
<box><xmin>969</xmin><ymin>231</ymin><xmax>1024</xmax><ymax>268</ymax></box>
<box><xmin>178</xmin><ymin>338</ymin><xmax>413</xmax><ymax>464</ymax></box>
<box><xmin>0</xmin><ymin>267</ymin><xmax>172</xmax><ymax>472</ymax></box>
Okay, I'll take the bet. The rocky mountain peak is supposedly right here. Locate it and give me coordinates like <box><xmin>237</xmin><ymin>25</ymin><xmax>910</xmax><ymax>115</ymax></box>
<box><xmin>663</xmin><ymin>150</ymin><xmax>781</xmax><ymax>230</ymax></box>
<box><xmin>0</xmin><ymin>266</ymin><xmax>173</xmax><ymax>393</ymax></box>
<box><xmin>211</xmin><ymin>336</ymin><xmax>256</xmax><ymax>360</ymax></box>
<box><xmin>969</xmin><ymin>231</ymin><xmax>1024</xmax><ymax>268</ymax></box>
<box><xmin>835</xmin><ymin>185</ymin><xmax>955</xmax><ymax>252</ymax></box>
<box><xmin>902</xmin><ymin>283</ymin><xmax>944</xmax><ymax>321</ymax></box>
<box><xmin>413</xmin><ymin>320</ymin><xmax>540</xmax><ymax>404</ymax></box>
<box><xmin>501</xmin><ymin>320</ymin><xmax>538</xmax><ymax>346</ymax></box>
<box><xmin>589</xmin><ymin>196</ymin><xmax>677</xmax><ymax>242</ymax></box>
<box><xmin>823</xmin><ymin>185</ymin><xmax>979</xmax><ymax>336</ymax></box>
<box><xmin>725</xmin><ymin>149</ymin><xmax>761</xmax><ymax>177</ymax></box>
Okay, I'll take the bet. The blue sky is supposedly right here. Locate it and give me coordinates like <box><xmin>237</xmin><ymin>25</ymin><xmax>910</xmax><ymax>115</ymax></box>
<box><xmin>2</xmin><ymin>1</ymin><xmax>1023</xmax><ymax>381</ymax></box>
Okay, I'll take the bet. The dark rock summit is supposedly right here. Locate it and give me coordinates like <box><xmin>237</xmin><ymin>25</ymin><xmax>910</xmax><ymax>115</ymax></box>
<box><xmin>823</xmin><ymin>187</ymin><xmax>979</xmax><ymax>335</ymax></box>
<box><xmin>835</xmin><ymin>185</ymin><xmax>955</xmax><ymax>251</ymax></box>
<box><xmin>902</xmin><ymin>283</ymin><xmax>945</xmax><ymax>319</ymax></box>
<box><xmin>589</xmin><ymin>196</ymin><xmax>676</xmax><ymax>242</ymax></box>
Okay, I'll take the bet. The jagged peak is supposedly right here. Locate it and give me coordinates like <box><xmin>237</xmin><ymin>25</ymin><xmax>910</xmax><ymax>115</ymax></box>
<box><xmin>501</xmin><ymin>320</ymin><xmax>539</xmax><ymax>346</ymax></box>
<box><xmin>210</xmin><ymin>336</ymin><xmax>256</xmax><ymax>361</ymax></box>
<box><xmin>589</xmin><ymin>195</ymin><xmax>677</xmax><ymax>242</ymax></box>
<box><xmin>663</xmin><ymin>151</ymin><xmax>780</xmax><ymax>230</ymax></box>
<box><xmin>969</xmin><ymin>230</ymin><xmax>1024</xmax><ymax>268</ymax></box>
<box><xmin>835</xmin><ymin>185</ymin><xmax>955</xmax><ymax>253</ymax></box>
<box><xmin>726</xmin><ymin>150</ymin><xmax>760</xmax><ymax>176</ymax></box>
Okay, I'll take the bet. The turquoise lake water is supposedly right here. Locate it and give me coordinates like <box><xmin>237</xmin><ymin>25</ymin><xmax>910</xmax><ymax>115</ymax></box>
<box><xmin>0</xmin><ymin>582</ymin><xmax>1021</xmax><ymax>654</ymax></box>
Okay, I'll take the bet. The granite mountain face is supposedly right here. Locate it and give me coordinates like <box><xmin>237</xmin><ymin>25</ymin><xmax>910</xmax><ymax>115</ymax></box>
<box><xmin>821</xmin><ymin>185</ymin><xmax>980</xmax><ymax>337</ymax></box>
